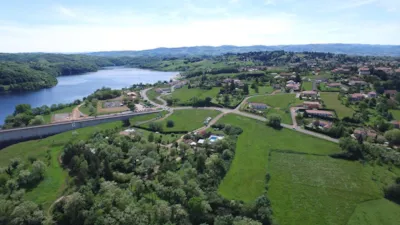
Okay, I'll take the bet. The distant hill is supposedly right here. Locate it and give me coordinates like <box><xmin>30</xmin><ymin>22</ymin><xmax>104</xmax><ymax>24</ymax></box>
<box><xmin>87</xmin><ymin>44</ymin><xmax>400</xmax><ymax>57</ymax></box>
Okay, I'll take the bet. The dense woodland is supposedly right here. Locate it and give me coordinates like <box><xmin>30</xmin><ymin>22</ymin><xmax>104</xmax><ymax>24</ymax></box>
<box><xmin>0</xmin><ymin>124</ymin><xmax>273</xmax><ymax>225</ymax></box>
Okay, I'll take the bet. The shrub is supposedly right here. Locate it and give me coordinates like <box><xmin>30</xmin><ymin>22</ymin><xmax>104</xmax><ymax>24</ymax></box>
<box><xmin>167</xmin><ymin>120</ymin><xmax>175</xmax><ymax>128</ymax></box>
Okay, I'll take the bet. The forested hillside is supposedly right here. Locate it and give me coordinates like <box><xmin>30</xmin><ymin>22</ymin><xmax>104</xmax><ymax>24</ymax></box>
<box><xmin>0</xmin><ymin>53</ymin><xmax>129</xmax><ymax>93</ymax></box>
<box><xmin>88</xmin><ymin>44</ymin><xmax>400</xmax><ymax>57</ymax></box>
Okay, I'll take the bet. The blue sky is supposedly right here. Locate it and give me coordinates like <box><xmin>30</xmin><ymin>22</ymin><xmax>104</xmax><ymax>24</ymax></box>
<box><xmin>0</xmin><ymin>0</ymin><xmax>399</xmax><ymax>52</ymax></box>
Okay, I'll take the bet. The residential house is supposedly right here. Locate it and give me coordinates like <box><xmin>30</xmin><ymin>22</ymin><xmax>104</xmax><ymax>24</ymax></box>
<box><xmin>353</xmin><ymin>128</ymin><xmax>377</xmax><ymax>140</ymax></box>
<box><xmin>391</xmin><ymin>121</ymin><xmax>400</xmax><ymax>129</ymax></box>
<box><xmin>305</xmin><ymin>110</ymin><xmax>335</xmax><ymax>118</ymax></box>
<box><xmin>358</xmin><ymin>67</ymin><xmax>370</xmax><ymax>76</ymax></box>
<box><xmin>327</xmin><ymin>83</ymin><xmax>341</xmax><ymax>88</ymax></box>
<box><xmin>368</xmin><ymin>91</ymin><xmax>377</xmax><ymax>98</ymax></box>
<box><xmin>280</xmin><ymin>72</ymin><xmax>296</xmax><ymax>79</ymax></box>
<box><xmin>303</xmin><ymin>101</ymin><xmax>321</xmax><ymax>109</ymax></box>
<box><xmin>384</xmin><ymin>90</ymin><xmax>397</xmax><ymax>98</ymax></box>
<box><xmin>301</xmin><ymin>91</ymin><xmax>318</xmax><ymax>98</ymax></box>
<box><xmin>349</xmin><ymin>80</ymin><xmax>367</xmax><ymax>86</ymax></box>
<box><xmin>249</xmin><ymin>103</ymin><xmax>268</xmax><ymax>110</ymax></box>
<box><xmin>396</xmin><ymin>69</ymin><xmax>400</xmax><ymax>76</ymax></box>
<box><xmin>286</xmin><ymin>83</ymin><xmax>300</xmax><ymax>91</ymax></box>
<box><xmin>375</xmin><ymin>67</ymin><xmax>393</xmax><ymax>75</ymax></box>
<box><xmin>223</xmin><ymin>79</ymin><xmax>243</xmax><ymax>87</ymax></box>
<box><xmin>313</xmin><ymin>120</ymin><xmax>332</xmax><ymax>130</ymax></box>
<box><xmin>350</xmin><ymin>93</ymin><xmax>365</xmax><ymax>102</ymax></box>
<box><xmin>155</xmin><ymin>88</ymin><xmax>171</xmax><ymax>94</ymax></box>
<box><xmin>273</xmin><ymin>83</ymin><xmax>281</xmax><ymax>89</ymax></box>
<box><xmin>332</xmin><ymin>68</ymin><xmax>351</xmax><ymax>75</ymax></box>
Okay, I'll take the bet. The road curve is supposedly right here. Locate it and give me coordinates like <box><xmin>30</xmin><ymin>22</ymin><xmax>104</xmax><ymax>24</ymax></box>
<box><xmin>141</xmin><ymin>89</ymin><xmax>339</xmax><ymax>143</ymax></box>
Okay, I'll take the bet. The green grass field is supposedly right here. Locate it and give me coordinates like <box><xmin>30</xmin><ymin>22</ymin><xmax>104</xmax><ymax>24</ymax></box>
<box><xmin>321</xmin><ymin>92</ymin><xmax>354</xmax><ymax>118</ymax></box>
<box><xmin>247</xmin><ymin>94</ymin><xmax>302</xmax><ymax>125</ymax></box>
<box><xmin>140</xmin><ymin>109</ymin><xmax>221</xmax><ymax>132</ymax></box>
<box><xmin>248</xmin><ymin>94</ymin><xmax>303</xmax><ymax>108</ymax></box>
<box><xmin>320</xmin><ymin>83</ymin><xmax>341</xmax><ymax>92</ymax></box>
<box><xmin>166</xmin><ymin>86</ymin><xmax>220</xmax><ymax>104</ymax></box>
<box><xmin>217</xmin><ymin>114</ymin><xmax>341</xmax><ymax>203</ymax></box>
<box><xmin>302</xmin><ymin>82</ymin><xmax>313</xmax><ymax>91</ymax></box>
<box><xmin>79</xmin><ymin>104</ymin><xmax>92</xmax><ymax>115</ymax></box>
<box><xmin>43</xmin><ymin>105</ymin><xmax>75</xmax><ymax>123</ymax></box>
<box><xmin>347</xmin><ymin>199</ymin><xmax>400</xmax><ymax>225</ymax></box>
<box><xmin>0</xmin><ymin>112</ymin><xmax>164</xmax><ymax>209</ymax></box>
<box><xmin>147</xmin><ymin>88</ymin><xmax>164</xmax><ymax>105</ymax></box>
<box><xmin>249</xmin><ymin>86</ymin><xmax>274</xmax><ymax>95</ymax></box>
<box><xmin>268</xmin><ymin>151</ymin><xmax>384</xmax><ymax>225</ymax></box>
<box><xmin>389</xmin><ymin>109</ymin><xmax>400</xmax><ymax>120</ymax></box>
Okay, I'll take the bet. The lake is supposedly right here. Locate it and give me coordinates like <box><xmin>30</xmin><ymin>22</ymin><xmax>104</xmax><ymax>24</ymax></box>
<box><xmin>0</xmin><ymin>67</ymin><xmax>177</xmax><ymax>125</ymax></box>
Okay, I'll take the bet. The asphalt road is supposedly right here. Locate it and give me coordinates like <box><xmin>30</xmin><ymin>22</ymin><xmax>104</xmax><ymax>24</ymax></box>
<box><xmin>142</xmin><ymin>88</ymin><xmax>339</xmax><ymax>143</ymax></box>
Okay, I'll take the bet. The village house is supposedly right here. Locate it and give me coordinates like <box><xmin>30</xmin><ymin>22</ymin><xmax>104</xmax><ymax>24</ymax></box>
<box><xmin>249</xmin><ymin>102</ymin><xmax>268</xmax><ymax>110</ymax></box>
<box><xmin>286</xmin><ymin>83</ymin><xmax>300</xmax><ymax>91</ymax></box>
<box><xmin>301</xmin><ymin>91</ymin><xmax>318</xmax><ymax>98</ymax></box>
<box><xmin>305</xmin><ymin>110</ymin><xmax>335</xmax><ymax>118</ymax></box>
<box><xmin>223</xmin><ymin>78</ymin><xmax>244</xmax><ymax>87</ymax></box>
<box><xmin>353</xmin><ymin>128</ymin><xmax>377</xmax><ymax>140</ymax></box>
<box><xmin>368</xmin><ymin>91</ymin><xmax>377</xmax><ymax>98</ymax></box>
<box><xmin>349</xmin><ymin>80</ymin><xmax>368</xmax><ymax>86</ymax></box>
<box><xmin>280</xmin><ymin>72</ymin><xmax>296</xmax><ymax>79</ymax></box>
<box><xmin>303</xmin><ymin>101</ymin><xmax>321</xmax><ymax>110</ymax></box>
<box><xmin>313</xmin><ymin>120</ymin><xmax>333</xmax><ymax>130</ymax></box>
<box><xmin>384</xmin><ymin>90</ymin><xmax>397</xmax><ymax>98</ymax></box>
<box><xmin>391</xmin><ymin>121</ymin><xmax>400</xmax><ymax>129</ymax></box>
<box><xmin>327</xmin><ymin>83</ymin><xmax>341</xmax><ymax>88</ymax></box>
<box><xmin>375</xmin><ymin>67</ymin><xmax>393</xmax><ymax>75</ymax></box>
<box><xmin>358</xmin><ymin>67</ymin><xmax>370</xmax><ymax>76</ymax></box>
<box><xmin>273</xmin><ymin>83</ymin><xmax>281</xmax><ymax>89</ymax></box>
<box><xmin>331</xmin><ymin>68</ymin><xmax>351</xmax><ymax>75</ymax></box>
<box><xmin>350</xmin><ymin>93</ymin><xmax>365</xmax><ymax>102</ymax></box>
<box><xmin>155</xmin><ymin>88</ymin><xmax>171</xmax><ymax>94</ymax></box>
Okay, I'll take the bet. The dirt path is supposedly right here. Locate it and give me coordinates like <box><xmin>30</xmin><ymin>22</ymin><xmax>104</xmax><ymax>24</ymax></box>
<box><xmin>72</xmin><ymin>104</ymin><xmax>86</xmax><ymax>120</ymax></box>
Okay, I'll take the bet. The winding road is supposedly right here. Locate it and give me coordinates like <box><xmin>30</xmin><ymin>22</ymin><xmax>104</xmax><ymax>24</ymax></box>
<box><xmin>141</xmin><ymin>88</ymin><xmax>339</xmax><ymax>143</ymax></box>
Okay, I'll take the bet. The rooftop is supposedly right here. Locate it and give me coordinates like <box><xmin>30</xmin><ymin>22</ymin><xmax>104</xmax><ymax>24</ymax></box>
<box><xmin>306</xmin><ymin>110</ymin><xmax>334</xmax><ymax>115</ymax></box>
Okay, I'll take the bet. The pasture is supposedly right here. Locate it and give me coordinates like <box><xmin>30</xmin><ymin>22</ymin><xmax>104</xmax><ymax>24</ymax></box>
<box><xmin>165</xmin><ymin>86</ymin><xmax>220</xmax><ymax>105</ymax></box>
<box><xmin>217</xmin><ymin>114</ymin><xmax>340</xmax><ymax>202</ymax></box>
<box><xmin>321</xmin><ymin>92</ymin><xmax>354</xmax><ymax>118</ymax></box>
<box><xmin>140</xmin><ymin>109</ymin><xmax>221</xmax><ymax>132</ymax></box>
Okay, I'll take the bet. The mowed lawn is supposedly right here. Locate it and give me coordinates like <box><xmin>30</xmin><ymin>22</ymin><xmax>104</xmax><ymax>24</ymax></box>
<box><xmin>249</xmin><ymin>85</ymin><xmax>274</xmax><ymax>95</ymax></box>
<box><xmin>267</xmin><ymin>151</ymin><xmax>388</xmax><ymax>225</ymax></box>
<box><xmin>347</xmin><ymin>199</ymin><xmax>400</xmax><ymax>225</ymax></box>
<box><xmin>147</xmin><ymin>88</ymin><xmax>164</xmax><ymax>105</ymax></box>
<box><xmin>247</xmin><ymin>94</ymin><xmax>302</xmax><ymax>125</ymax></box>
<box><xmin>140</xmin><ymin>109</ymin><xmax>221</xmax><ymax>132</ymax></box>
<box><xmin>389</xmin><ymin>109</ymin><xmax>400</xmax><ymax>120</ymax></box>
<box><xmin>43</xmin><ymin>105</ymin><xmax>75</xmax><ymax>123</ymax></box>
<box><xmin>248</xmin><ymin>94</ymin><xmax>303</xmax><ymax>108</ymax></box>
<box><xmin>321</xmin><ymin>92</ymin><xmax>354</xmax><ymax>118</ymax></box>
<box><xmin>302</xmin><ymin>81</ymin><xmax>313</xmax><ymax>91</ymax></box>
<box><xmin>166</xmin><ymin>86</ymin><xmax>220</xmax><ymax>104</ymax></box>
<box><xmin>217</xmin><ymin>114</ymin><xmax>340</xmax><ymax>203</ymax></box>
<box><xmin>0</xmin><ymin>113</ymin><xmax>162</xmax><ymax>209</ymax></box>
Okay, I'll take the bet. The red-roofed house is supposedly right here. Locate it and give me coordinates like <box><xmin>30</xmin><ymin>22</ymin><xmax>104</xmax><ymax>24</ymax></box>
<box><xmin>332</xmin><ymin>68</ymin><xmax>351</xmax><ymax>75</ymax></box>
<box><xmin>301</xmin><ymin>91</ymin><xmax>318</xmax><ymax>98</ymax></box>
<box><xmin>359</xmin><ymin>67</ymin><xmax>370</xmax><ymax>76</ymax></box>
<box><xmin>306</xmin><ymin>110</ymin><xmax>335</xmax><ymax>118</ymax></box>
<box><xmin>249</xmin><ymin>103</ymin><xmax>268</xmax><ymax>110</ymax></box>
<box><xmin>303</xmin><ymin>101</ymin><xmax>321</xmax><ymax>109</ymax></box>
<box><xmin>327</xmin><ymin>83</ymin><xmax>341</xmax><ymax>88</ymax></box>
<box><xmin>368</xmin><ymin>92</ymin><xmax>377</xmax><ymax>98</ymax></box>
<box><xmin>350</xmin><ymin>93</ymin><xmax>365</xmax><ymax>101</ymax></box>
<box><xmin>384</xmin><ymin>90</ymin><xmax>398</xmax><ymax>97</ymax></box>
<box><xmin>375</xmin><ymin>67</ymin><xmax>393</xmax><ymax>74</ymax></box>
<box><xmin>353</xmin><ymin>128</ymin><xmax>377</xmax><ymax>140</ymax></box>
<box><xmin>391</xmin><ymin>121</ymin><xmax>400</xmax><ymax>129</ymax></box>
<box><xmin>313</xmin><ymin>120</ymin><xmax>333</xmax><ymax>130</ymax></box>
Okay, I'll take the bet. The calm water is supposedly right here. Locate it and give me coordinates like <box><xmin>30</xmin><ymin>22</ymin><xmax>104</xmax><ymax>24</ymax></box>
<box><xmin>0</xmin><ymin>67</ymin><xmax>177</xmax><ymax>124</ymax></box>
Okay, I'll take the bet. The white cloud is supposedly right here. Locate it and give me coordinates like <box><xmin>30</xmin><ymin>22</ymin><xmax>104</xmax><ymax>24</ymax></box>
<box><xmin>339</xmin><ymin>0</ymin><xmax>377</xmax><ymax>9</ymax></box>
<box><xmin>56</xmin><ymin>6</ymin><xmax>77</xmax><ymax>18</ymax></box>
<box><xmin>265</xmin><ymin>0</ymin><xmax>276</xmax><ymax>5</ymax></box>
